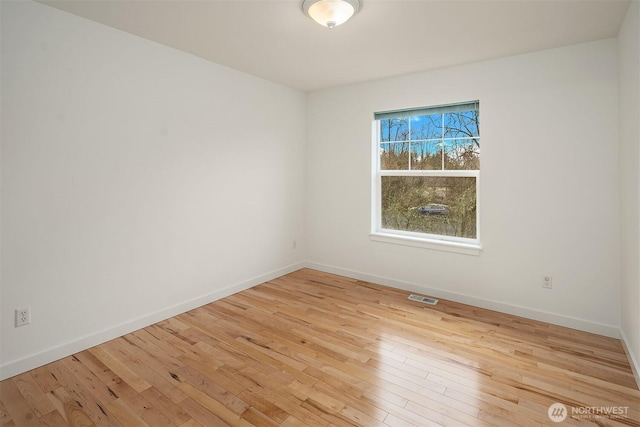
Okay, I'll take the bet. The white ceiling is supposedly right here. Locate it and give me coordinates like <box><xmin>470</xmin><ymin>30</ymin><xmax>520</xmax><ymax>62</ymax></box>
<box><xmin>40</xmin><ymin>0</ymin><xmax>631</xmax><ymax>92</ymax></box>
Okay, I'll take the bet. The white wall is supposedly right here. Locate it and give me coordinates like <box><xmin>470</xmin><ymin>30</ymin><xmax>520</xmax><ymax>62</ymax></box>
<box><xmin>306</xmin><ymin>39</ymin><xmax>621</xmax><ymax>336</ymax></box>
<box><xmin>0</xmin><ymin>1</ymin><xmax>306</xmax><ymax>379</ymax></box>
<box><xmin>619</xmin><ymin>0</ymin><xmax>640</xmax><ymax>386</ymax></box>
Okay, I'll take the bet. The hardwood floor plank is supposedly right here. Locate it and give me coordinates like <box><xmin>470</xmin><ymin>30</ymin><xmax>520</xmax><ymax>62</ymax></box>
<box><xmin>47</xmin><ymin>386</ymin><xmax>99</xmax><ymax>427</ymax></box>
<box><xmin>38</xmin><ymin>409</ymin><xmax>69</xmax><ymax>427</ymax></box>
<box><xmin>11</xmin><ymin>373</ymin><xmax>56</xmax><ymax>418</ymax></box>
<box><xmin>2</xmin><ymin>268</ymin><xmax>638</xmax><ymax>427</ymax></box>
<box><xmin>87</xmin><ymin>347</ymin><xmax>151</xmax><ymax>394</ymax></box>
<box><xmin>0</xmin><ymin>398</ymin><xmax>14</xmax><ymax>425</ymax></box>
<box><xmin>0</xmin><ymin>379</ymin><xmax>41</xmax><ymax>427</ymax></box>
<box><xmin>102</xmin><ymin>337</ymin><xmax>188</xmax><ymax>405</ymax></box>
<box><xmin>44</xmin><ymin>362</ymin><xmax>119</xmax><ymax>427</ymax></box>
<box><xmin>173</xmin><ymin>364</ymin><xmax>249</xmax><ymax>415</ymax></box>
<box><xmin>237</xmin><ymin>389</ymin><xmax>291</xmax><ymax>424</ymax></box>
<box><xmin>104</xmin><ymin>398</ymin><xmax>149</xmax><ymax>426</ymax></box>
<box><xmin>140</xmin><ymin>387</ymin><xmax>191</xmax><ymax>426</ymax></box>
<box><xmin>179</xmin><ymin>397</ymin><xmax>231</xmax><ymax>427</ymax></box>
<box><xmin>59</xmin><ymin>357</ymin><xmax>117</xmax><ymax>409</ymax></box>
<box><xmin>28</xmin><ymin>367</ymin><xmax>61</xmax><ymax>396</ymax></box>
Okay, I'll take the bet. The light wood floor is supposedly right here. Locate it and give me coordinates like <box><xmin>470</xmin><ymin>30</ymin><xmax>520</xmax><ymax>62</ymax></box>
<box><xmin>1</xmin><ymin>268</ymin><xmax>639</xmax><ymax>426</ymax></box>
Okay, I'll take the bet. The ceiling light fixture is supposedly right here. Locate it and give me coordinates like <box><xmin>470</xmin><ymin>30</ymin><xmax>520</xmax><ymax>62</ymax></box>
<box><xmin>302</xmin><ymin>0</ymin><xmax>361</xmax><ymax>29</ymax></box>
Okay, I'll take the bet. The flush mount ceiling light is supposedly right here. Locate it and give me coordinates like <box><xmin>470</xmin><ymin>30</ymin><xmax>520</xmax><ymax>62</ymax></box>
<box><xmin>302</xmin><ymin>0</ymin><xmax>361</xmax><ymax>29</ymax></box>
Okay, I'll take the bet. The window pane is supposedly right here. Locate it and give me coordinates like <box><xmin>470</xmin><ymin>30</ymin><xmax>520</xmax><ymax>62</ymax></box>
<box><xmin>444</xmin><ymin>139</ymin><xmax>480</xmax><ymax>170</ymax></box>
<box><xmin>410</xmin><ymin>114</ymin><xmax>442</xmax><ymax>140</ymax></box>
<box><xmin>444</xmin><ymin>110</ymin><xmax>479</xmax><ymax>138</ymax></box>
<box><xmin>381</xmin><ymin>176</ymin><xmax>476</xmax><ymax>239</ymax></box>
<box><xmin>411</xmin><ymin>142</ymin><xmax>443</xmax><ymax>170</ymax></box>
<box><xmin>380</xmin><ymin>118</ymin><xmax>409</xmax><ymax>142</ymax></box>
<box><xmin>380</xmin><ymin>143</ymin><xmax>409</xmax><ymax>170</ymax></box>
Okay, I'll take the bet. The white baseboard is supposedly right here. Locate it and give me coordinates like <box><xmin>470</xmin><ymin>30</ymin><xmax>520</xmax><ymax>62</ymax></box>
<box><xmin>304</xmin><ymin>262</ymin><xmax>621</xmax><ymax>339</ymax></box>
<box><xmin>620</xmin><ymin>328</ymin><xmax>640</xmax><ymax>390</ymax></box>
<box><xmin>0</xmin><ymin>262</ymin><xmax>305</xmax><ymax>381</ymax></box>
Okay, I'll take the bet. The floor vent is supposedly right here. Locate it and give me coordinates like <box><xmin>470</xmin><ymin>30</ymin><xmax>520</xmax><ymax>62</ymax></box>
<box><xmin>408</xmin><ymin>294</ymin><xmax>439</xmax><ymax>305</ymax></box>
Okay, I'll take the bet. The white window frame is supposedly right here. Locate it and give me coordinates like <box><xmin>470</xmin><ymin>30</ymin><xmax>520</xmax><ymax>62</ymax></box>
<box><xmin>370</xmin><ymin>102</ymin><xmax>481</xmax><ymax>256</ymax></box>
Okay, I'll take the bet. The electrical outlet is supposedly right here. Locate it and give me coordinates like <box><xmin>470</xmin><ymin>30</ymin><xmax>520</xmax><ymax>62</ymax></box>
<box><xmin>542</xmin><ymin>275</ymin><xmax>553</xmax><ymax>289</ymax></box>
<box><xmin>15</xmin><ymin>307</ymin><xmax>31</xmax><ymax>327</ymax></box>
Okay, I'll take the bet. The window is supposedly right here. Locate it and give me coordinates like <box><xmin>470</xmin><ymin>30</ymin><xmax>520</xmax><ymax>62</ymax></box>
<box><xmin>371</xmin><ymin>101</ymin><xmax>480</xmax><ymax>253</ymax></box>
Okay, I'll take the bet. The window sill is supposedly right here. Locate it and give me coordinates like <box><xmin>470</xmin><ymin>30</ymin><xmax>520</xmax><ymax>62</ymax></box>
<box><xmin>370</xmin><ymin>232</ymin><xmax>482</xmax><ymax>256</ymax></box>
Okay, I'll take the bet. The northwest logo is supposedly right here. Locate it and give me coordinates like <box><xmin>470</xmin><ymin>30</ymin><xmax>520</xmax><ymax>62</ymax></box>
<box><xmin>548</xmin><ymin>402</ymin><xmax>568</xmax><ymax>423</ymax></box>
